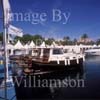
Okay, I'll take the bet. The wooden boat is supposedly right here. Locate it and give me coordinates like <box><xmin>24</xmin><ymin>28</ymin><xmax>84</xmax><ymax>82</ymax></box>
<box><xmin>11</xmin><ymin>47</ymin><xmax>85</xmax><ymax>100</ymax></box>
<box><xmin>32</xmin><ymin>47</ymin><xmax>85</xmax><ymax>71</ymax></box>
<box><xmin>12</xmin><ymin>61</ymin><xmax>84</xmax><ymax>100</ymax></box>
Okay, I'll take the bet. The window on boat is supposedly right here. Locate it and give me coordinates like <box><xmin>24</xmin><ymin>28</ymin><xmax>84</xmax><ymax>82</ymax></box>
<box><xmin>63</xmin><ymin>49</ymin><xmax>68</xmax><ymax>53</ymax></box>
<box><xmin>93</xmin><ymin>47</ymin><xmax>100</xmax><ymax>49</ymax></box>
<box><xmin>31</xmin><ymin>49</ymin><xmax>41</xmax><ymax>57</ymax></box>
<box><xmin>53</xmin><ymin>49</ymin><xmax>63</xmax><ymax>55</ymax></box>
<box><xmin>43</xmin><ymin>49</ymin><xmax>50</xmax><ymax>57</ymax></box>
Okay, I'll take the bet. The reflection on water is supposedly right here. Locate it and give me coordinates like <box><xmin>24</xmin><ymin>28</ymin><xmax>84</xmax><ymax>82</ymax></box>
<box><xmin>53</xmin><ymin>56</ymin><xmax>100</xmax><ymax>99</ymax></box>
<box><xmin>14</xmin><ymin>66</ymin><xmax>85</xmax><ymax>99</ymax></box>
<box><xmin>85</xmin><ymin>56</ymin><xmax>100</xmax><ymax>62</ymax></box>
<box><xmin>14</xmin><ymin>56</ymin><xmax>100</xmax><ymax>99</ymax></box>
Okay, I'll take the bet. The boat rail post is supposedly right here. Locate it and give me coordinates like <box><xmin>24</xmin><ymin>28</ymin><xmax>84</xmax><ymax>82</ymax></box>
<box><xmin>64</xmin><ymin>59</ymin><xmax>67</xmax><ymax>66</ymax></box>
<box><xmin>68</xmin><ymin>59</ymin><xmax>70</xmax><ymax>65</ymax></box>
<box><xmin>83</xmin><ymin>55</ymin><xmax>85</xmax><ymax>61</ymax></box>
<box><xmin>76</xmin><ymin>57</ymin><xmax>79</xmax><ymax>64</ymax></box>
<box><xmin>57</xmin><ymin>58</ymin><xmax>60</xmax><ymax>64</ymax></box>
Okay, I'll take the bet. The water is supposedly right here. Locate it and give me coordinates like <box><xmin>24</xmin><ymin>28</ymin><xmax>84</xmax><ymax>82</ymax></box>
<box><xmin>0</xmin><ymin>58</ymin><xmax>16</xmax><ymax>100</ymax></box>
<box><xmin>13</xmin><ymin>56</ymin><xmax>100</xmax><ymax>99</ymax></box>
<box><xmin>51</xmin><ymin>56</ymin><xmax>100</xmax><ymax>99</ymax></box>
<box><xmin>0</xmin><ymin>56</ymin><xmax>100</xmax><ymax>99</ymax></box>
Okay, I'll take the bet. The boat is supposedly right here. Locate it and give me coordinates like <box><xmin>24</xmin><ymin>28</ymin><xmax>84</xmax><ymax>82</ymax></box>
<box><xmin>32</xmin><ymin>47</ymin><xmax>85</xmax><ymax>71</ymax></box>
<box><xmin>85</xmin><ymin>47</ymin><xmax>100</xmax><ymax>56</ymax></box>
<box><xmin>12</xmin><ymin>59</ymin><xmax>84</xmax><ymax>100</ymax></box>
<box><xmin>11</xmin><ymin>47</ymin><xmax>85</xmax><ymax>100</ymax></box>
<box><xmin>9</xmin><ymin>47</ymin><xmax>85</xmax><ymax>72</ymax></box>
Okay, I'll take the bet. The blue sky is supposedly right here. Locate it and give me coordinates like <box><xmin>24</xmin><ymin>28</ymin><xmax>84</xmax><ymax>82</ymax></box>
<box><xmin>1</xmin><ymin>0</ymin><xmax>100</xmax><ymax>40</ymax></box>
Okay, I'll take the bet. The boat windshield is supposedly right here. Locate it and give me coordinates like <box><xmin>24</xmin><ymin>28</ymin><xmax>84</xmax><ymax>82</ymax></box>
<box><xmin>53</xmin><ymin>48</ymin><xmax>63</xmax><ymax>55</ymax></box>
<box><xmin>32</xmin><ymin>49</ymin><xmax>41</xmax><ymax>57</ymax></box>
<box><xmin>93</xmin><ymin>47</ymin><xmax>100</xmax><ymax>49</ymax></box>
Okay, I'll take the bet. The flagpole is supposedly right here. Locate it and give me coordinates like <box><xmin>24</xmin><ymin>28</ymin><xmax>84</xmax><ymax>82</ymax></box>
<box><xmin>1</xmin><ymin>1</ymin><xmax>6</xmax><ymax>100</ymax></box>
<box><xmin>1</xmin><ymin>0</ymin><xmax>13</xmax><ymax>99</ymax></box>
<box><xmin>1</xmin><ymin>0</ymin><xmax>9</xmax><ymax>99</ymax></box>
<box><xmin>2</xmin><ymin>0</ymin><xmax>10</xmax><ymax>82</ymax></box>
<box><xmin>3</xmin><ymin>10</ymin><xmax>8</xmax><ymax>100</ymax></box>
<box><xmin>4</xmin><ymin>25</ymin><xmax>9</xmax><ymax>81</ymax></box>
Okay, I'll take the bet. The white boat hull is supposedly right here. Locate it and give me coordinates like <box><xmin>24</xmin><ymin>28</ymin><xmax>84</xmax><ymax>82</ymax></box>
<box><xmin>85</xmin><ymin>49</ymin><xmax>100</xmax><ymax>56</ymax></box>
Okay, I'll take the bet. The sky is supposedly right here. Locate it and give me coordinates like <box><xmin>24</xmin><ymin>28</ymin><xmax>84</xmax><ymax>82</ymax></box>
<box><xmin>0</xmin><ymin>0</ymin><xmax>100</xmax><ymax>40</ymax></box>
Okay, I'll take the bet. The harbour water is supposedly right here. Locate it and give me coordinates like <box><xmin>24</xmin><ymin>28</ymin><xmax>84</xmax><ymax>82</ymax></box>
<box><xmin>0</xmin><ymin>57</ymin><xmax>16</xmax><ymax>100</ymax></box>
<box><xmin>51</xmin><ymin>56</ymin><xmax>100</xmax><ymax>99</ymax></box>
<box><xmin>0</xmin><ymin>56</ymin><xmax>100</xmax><ymax>99</ymax></box>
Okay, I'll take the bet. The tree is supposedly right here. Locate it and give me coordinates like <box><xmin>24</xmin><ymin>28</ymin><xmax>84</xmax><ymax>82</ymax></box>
<box><xmin>14</xmin><ymin>36</ymin><xmax>22</xmax><ymax>43</ymax></box>
<box><xmin>45</xmin><ymin>38</ymin><xmax>54</xmax><ymax>45</ymax></box>
<box><xmin>14</xmin><ymin>34</ymin><xmax>44</xmax><ymax>45</ymax></box>
<box><xmin>14</xmin><ymin>34</ymin><xmax>32</xmax><ymax>44</ymax></box>
<box><xmin>63</xmin><ymin>36</ymin><xmax>70</xmax><ymax>41</ymax></box>
<box><xmin>81</xmin><ymin>33</ymin><xmax>88</xmax><ymax>39</ymax></box>
<box><xmin>96</xmin><ymin>39</ymin><xmax>100</xmax><ymax>45</ymax></box>
<box><xmin>32</xmin><ymin>34</ymin><xmax>44</xmax><ymax>45</ymax></box>
<box><xmin>22</xmin><ymin>34</ymin><xmax>33</xmax><ymax>44</ymax></box>
<box><xmin>79</xmin><ymin>33</ymin><xmax>90</xmax><ymax>44</ymax></box>
<box><xmin>62</xmin><ymin>36</ymin><xmax>71</xmax><ymax>45</ymax></box>
<box><xmin>0</xmin><ymin>32</ymin><xmax>3</xmax><ymax>42</ymax></box>
<box><xmin>73</xmin><ymin>38</ymin><xmax>77</xmax><ymax>45</ymax></box>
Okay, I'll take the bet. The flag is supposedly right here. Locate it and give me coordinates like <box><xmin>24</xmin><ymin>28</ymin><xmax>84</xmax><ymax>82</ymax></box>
<box><xmin>8</xmin><ymin>25</ymin><xmax>23</xmax><ymax>37</ymax></box>
<box><xmin>2</xmin><ymin>0</ymin><xmax>12</xmax><ymax>26</ymax></box>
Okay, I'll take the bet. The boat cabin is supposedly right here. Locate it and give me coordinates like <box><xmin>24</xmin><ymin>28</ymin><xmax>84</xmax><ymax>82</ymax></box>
<box><xmin>32</xmin><ymin>47</ymin><xmax>64</xmax><ymax>63</ymax></box>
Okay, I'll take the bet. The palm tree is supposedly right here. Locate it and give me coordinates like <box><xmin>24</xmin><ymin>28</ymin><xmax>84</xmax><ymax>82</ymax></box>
<box><xmin>63</xmin><ymin>36</ymin><xmax>70</xmax><ymax>41</ymax></box>
<box><xmin>96</xmin><ymin>39</ymin><xmax>100</xmax><ymax>45</ymax></box>
<box><xmin>45</xmin><ymin>38</ymin><xmax>54</xmax><ymax>45</ymax></box>
<box><xmin>73</xmin><ymin>38</ymin><xmax>77</xmax><ymax>45</ymax></box>
<box><xmin>81</xmin><ymin>33</ymin><xmax>88</xmax><ymax>39</ymax></box>
<box><xmin>80</xmin><ymin>33</ymin><xmax>89</xmax><ymax>44</ymax></box>
<box><xmin>62</xmin><ymin>36</ymin><xmax>71</xmax><ymax>45</ymax></box>
<box><xmin>0</xmin><ymin>32</ymin><xmax>3</xmax><ymax>42</ymax></box>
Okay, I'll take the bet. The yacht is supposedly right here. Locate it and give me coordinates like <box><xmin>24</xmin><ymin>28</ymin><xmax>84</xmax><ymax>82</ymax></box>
<box><xmin>85</xmin><ymin>47</ymin><xmax>100</xmax><ymax>56</ymax></box>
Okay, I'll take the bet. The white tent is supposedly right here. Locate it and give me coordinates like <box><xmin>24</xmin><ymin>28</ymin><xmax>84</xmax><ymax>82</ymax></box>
<box><xmin>40</xmin><ymin>41</ymin><xmax>46</xmax><ymax>48</ymax></box>
<box><xmin>98</xmin><ymin>44</ymin><xmax>100</xmax><ymax>47</ymax></box>
<box><xmin>7</xmin><ymin>43</ymin><xmax>14</xmax><ymax>49</ymax></box>
<box><xmin>24</xmin><ymin>44</ymin><xmax>29</xmax><ymax>54</ymax></box>
<box><xmin>50</xmin><ymin>41</ymin><xmax>58</xmax><ymax>47</ymax></box>
<box><xmin>24</xmin><ymin>44</ymin><xmax>29</xmax><ymax>49</ymax></box>
<box><xmin>14</xmin><ymin>40</ymin><xmax>24</xmax><ymax>49</ymax></box>
<box><xmin>29</xmin><ymin>41</ymin><xmax>35</xmax><ymax>48</ymax></box>
<box><xmin>79</xmin><ymin>44</ymin><xmax>84</xmax><ymax>47</ymax></box>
